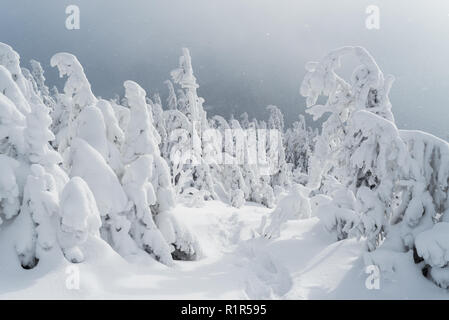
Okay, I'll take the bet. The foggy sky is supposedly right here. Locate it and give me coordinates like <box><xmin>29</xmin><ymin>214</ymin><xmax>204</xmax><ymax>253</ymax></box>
<box><xmin>1</xmin><ymin>0</ymin><xmax>449</xmax><ymax>139</ymax></box>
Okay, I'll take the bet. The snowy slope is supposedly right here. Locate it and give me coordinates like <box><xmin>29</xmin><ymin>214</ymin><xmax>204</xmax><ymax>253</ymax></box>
<box><xmin>1</xmin><ymin>200</ymin><xmax>447</xmax><ymax>299</ymax></box>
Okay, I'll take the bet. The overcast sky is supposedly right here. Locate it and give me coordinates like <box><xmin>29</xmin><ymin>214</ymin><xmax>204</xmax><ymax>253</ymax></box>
<box><xmin>2</xmin><ymin>0</ymin><xmax>449</xmax><ymax>139</ymax></box>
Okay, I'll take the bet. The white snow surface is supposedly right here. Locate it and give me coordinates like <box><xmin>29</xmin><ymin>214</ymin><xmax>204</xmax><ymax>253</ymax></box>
<box><xmin>0</xmin><ymin>200</ymin><xmax>446</xmax><ymax>299</ymax></box>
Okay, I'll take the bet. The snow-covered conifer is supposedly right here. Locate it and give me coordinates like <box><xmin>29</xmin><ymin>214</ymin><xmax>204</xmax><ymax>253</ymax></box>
<box><xmin>58</xmin><ymin>176</ymin><xmax>102</xmax><ymax>263</ymax></box>
<box><xmin>284</xmin><ymin>115</ymin><xmax>315</xmax><ymax>179</ymax></box>
<box><xmin>122</xmin><ymin>80</ymin><xmax>200</xmax><ymax>262</ymax></box>
<box><xmin>122</xmin><ymin>81</ymin><xmax>160</xmax><ymax>163</ymax></box>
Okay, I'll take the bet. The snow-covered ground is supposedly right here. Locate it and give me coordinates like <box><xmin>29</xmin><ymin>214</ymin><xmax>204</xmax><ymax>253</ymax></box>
<box><xmin>1</xmin><ymin>200</ymin><xmax>447</xmax><ymax>300</ymax></box>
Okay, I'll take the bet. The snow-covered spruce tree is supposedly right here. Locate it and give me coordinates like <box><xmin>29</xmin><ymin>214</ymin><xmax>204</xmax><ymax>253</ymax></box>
<box><xmin>23</xmin><ymin>96</ymin><xmax>68</xmax><ymax>193</ymax></box>
<box><xmin>301</xmin><ymin>47</ymin><xmax>404</xmax><ymax>249</ymax></box>
<box><xmin>50</xmin><ymin>52</ymin><xmax>97</xmax><ymax>164</ymax></box>
<box><xmin>252</xmin><ymin>120</ymin><xmax>276</xmax><ymax>208</ymax></box>
<box><xmin>340</xmin><ymin>110</ymin><xmax>410</xmax><ymax>250</ymax></box>
<box><xmin>239</xmin><ymin>112</ymin><xmax>250</xmax><ymax>130</ymax></box>
<box><xmin>207</xmin><ymin>115</ymin><xmax>247</xmax><ymax>207</ymax></box>
<box><xmin>16</xmin><ymin>164</ymin><xmax>70</xmax><ymax>267</ymax></box>
<box><xmin>266</xmin><ymin>105</ymin><xmax>290</xmax><ymax>189</ymax></box>
<box><xmin>225</xmin><ymin>118</ymin><xmax>248</xmax><ymax>207</ymax></box>
<box><xmin>122</xmin><ymin>80</ymin><xmax>200</xmax><ymax>262</ymax></box>
<box><xmin>239</xmin><ymin>117</ymin><xmax>266</xmax><ymax>205</ymax></box>
<box><xmin>258</xmin><ymin>176</ymin><xmax>276</xmax><ymax>209</ymax></box>
<box><xmin>170</xmin><ymin>48</ymin><xmax>208</xmax><ymax>132</ymax></box>
<box><xmin>391</xmin><ymin>131</ymin><xmax>449</xmax><ymax>286</ymax></box>
<box><xmin>267</xmin><ymin>105</ymin><xmax>285</xmax><ymax>133</ymax></box>
<box><xmin>120</xmin><ymin>80</ymin><xmax>171</xmax><ymax>263</ymax></box>
<box><xmin>121</xmin><ymin>81</ymin><xmax>161</xmax><ymax>160</ymax></box>
<box><xmin>163</xmin><ymin>109</ymin><xmax>196</xmax><ymax>194</ymax></box>
<box><xmin>284</xmin><ymin>115</ymin><xmax>316</xmax><ymax>183</ymax></box>
<box><xmin>0</xmin><ymin>65</ymin><xmax>31</xmax><ymax>116</ymax></box>
<box><xmin>223</xmin><ymin>164</ymin><xmax>247</xmax><ymax>208</ymax></box>
<box><xmin>51</xmin><ymin>53</ymin><xmax>124</xmax><ymax>177</ymax></box>
<box><xmin>169</xmin><ymin>48</ymin><xmax>216</xmax><ymax>201</ymax></box>
<box><xmin>355</xmin><ymin>124</ymin><xmax>449</xmax><ymax>287</ymax></box>
<box><xmin>301</xmin><ymin>46</ymin><xmax>394</xmax><ymax>191</ymax></box>
<box><xmin>58</xmin><ymin>176</ymin><xmax>102</xmax><ymax>263</ymax></box>
<box><xmin>0</xmin><ymin>43</ymin><xmax>35</xmax><ymax>107</ymax></box>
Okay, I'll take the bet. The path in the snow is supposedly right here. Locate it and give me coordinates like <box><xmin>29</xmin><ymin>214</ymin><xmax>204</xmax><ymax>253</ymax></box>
<box><xmin>214</xmin><ymin>207</ymin><xmax>293</xmax><ymax>299</ymax></box>
<box><xmin>175</xmin><ymin>200</ymin><xmax>447</xmax><ymax>299</ymax></box>
<box><xmin>1</xmin><ymin>199</ymin><xmax>448</xmax><ymax>299</ymax></box>
<box><xmin>173</xmin><ymin>200</ymin><xmax>362</xmax><ymax>299</ymax></box>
